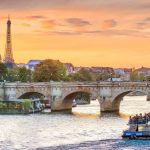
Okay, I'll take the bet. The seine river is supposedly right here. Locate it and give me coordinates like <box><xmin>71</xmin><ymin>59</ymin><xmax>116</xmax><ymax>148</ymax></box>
<box><xmin>0</xmin><ymin>96</ymin><xmax>150</xmax><ymax>150</ymax></box>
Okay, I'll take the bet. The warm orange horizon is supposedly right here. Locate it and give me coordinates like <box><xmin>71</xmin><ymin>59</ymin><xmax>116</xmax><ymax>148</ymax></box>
<box><xmin>0</xmin><ymin>0</ymin><xmax>150</xmax><ymax>68</ymax></box>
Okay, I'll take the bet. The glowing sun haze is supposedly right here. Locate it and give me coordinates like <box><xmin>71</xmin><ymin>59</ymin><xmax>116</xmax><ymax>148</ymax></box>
<box><xmin>0</xmin><ymin>0</ymin><xmax>150</xmax><ymax>68</ymax></box>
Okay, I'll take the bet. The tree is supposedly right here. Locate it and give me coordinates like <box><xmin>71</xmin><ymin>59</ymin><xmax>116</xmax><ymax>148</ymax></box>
<box><xmin>6</xmin><ymin>67</ymin><xmax>32</xmax><ymax>82</ymax></box>
<box><xmin>138</xmin><ymin>73</ymin><xmax>145</xmax><ymax>81</ymax></box>
<box><xmin>92</xmin><ymin>73</ymin><xmax>110</xmax><ymax>81</ymax></box>
<box><xmin>130</xmin><ymin>71</ymin><xmax>145</xmax><ymax>81</ymax></box>
<box><xmin>22</xmin><ymin>99</ymin><xmax>32</xmax><ymax>113</ymax></box>
<box><xmin>130</xmin><ymin>71</ymin><xmax>139</xmax><ymax>81</ymax></box>
<box><xmin>0</xmin><ymin>63</ymin><xmax>7</xmax><ymax>81</ymax></box>
<box><xmin>6</xmin><ymin>68</ymin><xmax>17</xmax><ymax>81</ymax></box>
<box><xmin>17</xmin><ymin>67</ymin><xmax>32</xmax><ymax>82</ymax></box>
<box><xmin>33</xmin><ymin>59</ymin><xmax>67</xmax><ymax>82</ymax></box>
<box><xmin>71</xmin><ymin>68</ymin><xmax>93</xmax><ymax>81</ymax></box>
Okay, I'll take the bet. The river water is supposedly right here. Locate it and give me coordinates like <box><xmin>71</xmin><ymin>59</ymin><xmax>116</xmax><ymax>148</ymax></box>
<box><xmin>0</xmin><ymin>96</ymin><xmax>150</xmax><ymax>150</ymax></box>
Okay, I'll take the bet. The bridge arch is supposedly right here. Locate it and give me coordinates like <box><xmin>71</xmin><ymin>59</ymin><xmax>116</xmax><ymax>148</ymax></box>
<box><xmin>18</xmin><ymin>92</ymin><xmax>45</xmax><ymax>99</ymax></box>
<box><xmin>60</xmin><ymin>89</ymin><xmax>97</xmax><ymax>111</ymax></box>
<box><xmin>112</xmin><ymin>90</ymin><xmax>147</xmax><ymax>112</ymax></box>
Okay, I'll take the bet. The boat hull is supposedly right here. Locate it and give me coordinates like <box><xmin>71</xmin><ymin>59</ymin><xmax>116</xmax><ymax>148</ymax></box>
<box><xmin>122</xmin><ymin>131</ymin><xmax>150</xmax><ymax>140</ymax></box>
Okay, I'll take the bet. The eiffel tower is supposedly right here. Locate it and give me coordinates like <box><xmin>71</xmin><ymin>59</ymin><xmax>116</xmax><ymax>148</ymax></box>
<box><xmin>3</xmin><ymin>16</ymin><xmax>15</xmax><ymax>68</ymax></box>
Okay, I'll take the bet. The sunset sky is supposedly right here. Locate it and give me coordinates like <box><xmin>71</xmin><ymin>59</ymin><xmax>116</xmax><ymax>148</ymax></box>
<box><xmin>0</xmin><ymin>0</ymin><xmax>150</xmax><ymax>68</ymax></box>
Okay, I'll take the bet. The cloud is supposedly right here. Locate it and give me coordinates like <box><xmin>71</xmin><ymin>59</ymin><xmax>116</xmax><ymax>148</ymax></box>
<box><xmin>144</xmin><ymin>17</ymin><xmax>150</xmax><ymax>22</ymax></box>
<box><xmin>0</xmin><ymin>0</ymin><xmax>74</xmax><ymax>10</ymax></box>
<box><xmin>136</xmin><ymin>22</ymin><xmax>148</xmax><ymax>29</ymax></box>
<box><xmin>25</xmin><ymin>15</ymin><xmax>46</xmax><ymax>20</ymax></box>
<box><xmin>136</xmin><ymin>17</ymin><xmax>150</xmax><ymax>29</ymax></box>
<box><xmin>80</xmin><ymin>29</ymin><xmax>150</xmax><ymax>39</ymax></box>
<box><xmin>41</xmin><ymin>31</ymin><xmax>80</xmax><ymax>36</ymax></box>
<box><xmin>101</xmin><ymin>19</ymin><xmax>117</xmax><ymax>29</ymax></box>
<box><xmin>36</xmin><ymin>28</ymin><xmax>150</xmax><ymax>38</ymax></box>
<box><xmin>0</xmin><ymin>0</ymin><xmax>149</xmax><ymax>14</ymax></box>
<box><xmin>66</xmin><ymin>18</ymin><xmax>91</xmax><ymax>27</ymax></box>
<box><xmin>41</xmin><ymin>20</ymin><xmax>60</xmax><ymax>29</ymax></box>
<box><xmin>0</xmin><ymin>0</ymin><xmax>141</xmax><ymax>12</ymax></box>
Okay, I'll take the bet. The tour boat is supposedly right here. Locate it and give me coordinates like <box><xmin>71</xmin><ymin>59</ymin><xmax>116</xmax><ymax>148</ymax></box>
<box><xmin>122</xmin><ymin>117</ymin><xmax>150</xmax><ymax>139</ymax></box>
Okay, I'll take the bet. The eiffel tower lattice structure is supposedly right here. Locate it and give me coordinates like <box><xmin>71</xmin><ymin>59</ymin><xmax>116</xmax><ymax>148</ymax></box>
<box><xmin>3</xmin><ymin>17</ymin><xmax>15</xmax><ymax>68</ymax></box>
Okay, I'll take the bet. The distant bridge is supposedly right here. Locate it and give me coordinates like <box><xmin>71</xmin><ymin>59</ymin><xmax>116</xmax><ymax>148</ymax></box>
<box><xmin>0</xmin><ymin>81</ymin><xmax>150</xmax><ymax>112</ymax></box>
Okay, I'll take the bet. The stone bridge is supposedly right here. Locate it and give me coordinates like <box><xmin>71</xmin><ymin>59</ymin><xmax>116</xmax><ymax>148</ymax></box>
<box><xmin>0</xmin><ymin>81</ymin><xmax>150</xmax><ymax>113</ymax></box>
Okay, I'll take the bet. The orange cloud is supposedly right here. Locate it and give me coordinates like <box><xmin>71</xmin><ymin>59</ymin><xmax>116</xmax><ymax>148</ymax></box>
<box><xmin>25</xmin><ymin>15</ymin><xmax>46</xmax><ymax>20</ymax></box>
<box><xmin>65</xmin><ymin>18</ymin><xmax>91</xmax><ymax>32</ymax></box>
<box><xmin>66</xmin><ymin>18</ymin><xmax>91</xmax><ymax>27</ymax></box>
<box><xmin>41</xmin><ymin>20</ymin><xmax>58</xmax><ymax>29</ymax></box>
<box><xmin>136</xmin><ymin>17</ymin><xmax>150</xmax><ymax>29</ymax></box>
<box><xmin>101</xmin><ymin>19</ymin><xmax>117</xmax><ymax>29</ymax></box>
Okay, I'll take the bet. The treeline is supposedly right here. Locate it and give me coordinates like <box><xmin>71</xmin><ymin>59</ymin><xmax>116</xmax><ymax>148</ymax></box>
<box><xmin>0</xmin><ymin>59</ymin><xmax>150</xmax><ymax>82</ymax></box>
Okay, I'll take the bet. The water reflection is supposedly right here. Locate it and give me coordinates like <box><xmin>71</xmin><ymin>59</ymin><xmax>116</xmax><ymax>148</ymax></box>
<box><xmin>72</xmin><ymin>99</ymin><xmax>100</xmax><ymax>118</ymax></box>
<box><xmin>73</xmin><ymin>95</ymin><xmax>149</xmax><ymax>117</ymax></box>
<box><xmin>120</xmin><ymin>96</ymin><xmax>148</xmax><ymax>115</ymax></box>
<box><xmin>0</xmin><ymin>96</ymin><xmax>150</xmax><ymax>149</ymax></box>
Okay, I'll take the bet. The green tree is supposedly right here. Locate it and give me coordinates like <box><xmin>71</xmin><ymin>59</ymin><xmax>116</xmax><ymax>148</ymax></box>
<box><xmin>146</xmin><ymin>75</ymin><xmax>150</xmax><ymax>81</ymax></box>
<box><xmin>17</xmin><ymin>67</ymin><xmax>32</xmax><ymax>82</ymax></box>
<box><xmin>71</xmin><ymin>68</ymin><xmax>93</xmax><ymax>81</ymax></box>
<box><xmin>6</xmin><ymin>67</ymin><xmax>32</xmax><ymax>82</ymax></box>
<box><xmin>22</xmin><ymin>99</ymin><xmax>32</xmax><ymax>113</ymax></box>
<box><xmin>6</xmin><ymin>68</ymin><xmax>18</xmax><ymax>82</ymax></box>
<box><xmin>33</xmin><ymin>59</ymin><xmax>67</xmax><ymax>82</ymax></box>
<box><xmin>138</xmin><ymin>73</ymin><xmax>145</xmax><ymax>81</ymax></box>
<box><xmin>93</xmin><ymin>73</ymin><xmax>110</xmax><ymax>81</ymax></box>
<box><xmin>130</xmin><ymin>71</ymin><xmax>139</xmax><ymax>81</ymax></box>
<box><xmin>0</xmin><ymin>63</ymin><xmax>7</xmax><ymax>81</ymax></box>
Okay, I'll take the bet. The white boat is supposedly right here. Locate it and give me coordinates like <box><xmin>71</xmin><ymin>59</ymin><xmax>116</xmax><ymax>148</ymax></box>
<box><xmin>122</xmin><ymin>116</ymin><xmax>150</xmax><ymax>139</ymax></box>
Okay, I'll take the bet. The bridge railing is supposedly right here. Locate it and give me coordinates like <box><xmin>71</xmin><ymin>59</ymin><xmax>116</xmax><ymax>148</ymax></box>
<box><xmin>3</xmin><ymin>81</ymin><xmax>150</xmax><ymax>88</ymax></box>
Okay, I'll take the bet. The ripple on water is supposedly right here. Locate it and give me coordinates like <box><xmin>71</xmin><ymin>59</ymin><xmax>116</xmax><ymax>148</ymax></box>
<box><xmin>36</xmin><ymin>139</ymin><xmax>150</xmax><ymax>150</ymax></box>
<box><xmin>0</xmin><ymin>98</ymin><xmax>150</xmax><ymax>149</ymax></box>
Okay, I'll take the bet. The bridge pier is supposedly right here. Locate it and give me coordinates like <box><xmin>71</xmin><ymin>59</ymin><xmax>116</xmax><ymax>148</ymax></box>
<box><xmin>100</xmin><ymin>98</ymin><xmax>119</xmax><ymax>113</ymax></box>
<box><xmin>50</xmin><ymin>98</ymin><xmax>73</xmax><ymax>113</ymax></box>
<box><xmin>147</xmin><ymin>95</ymin><xmax>150</xmax><ymax>101</ymax></box>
